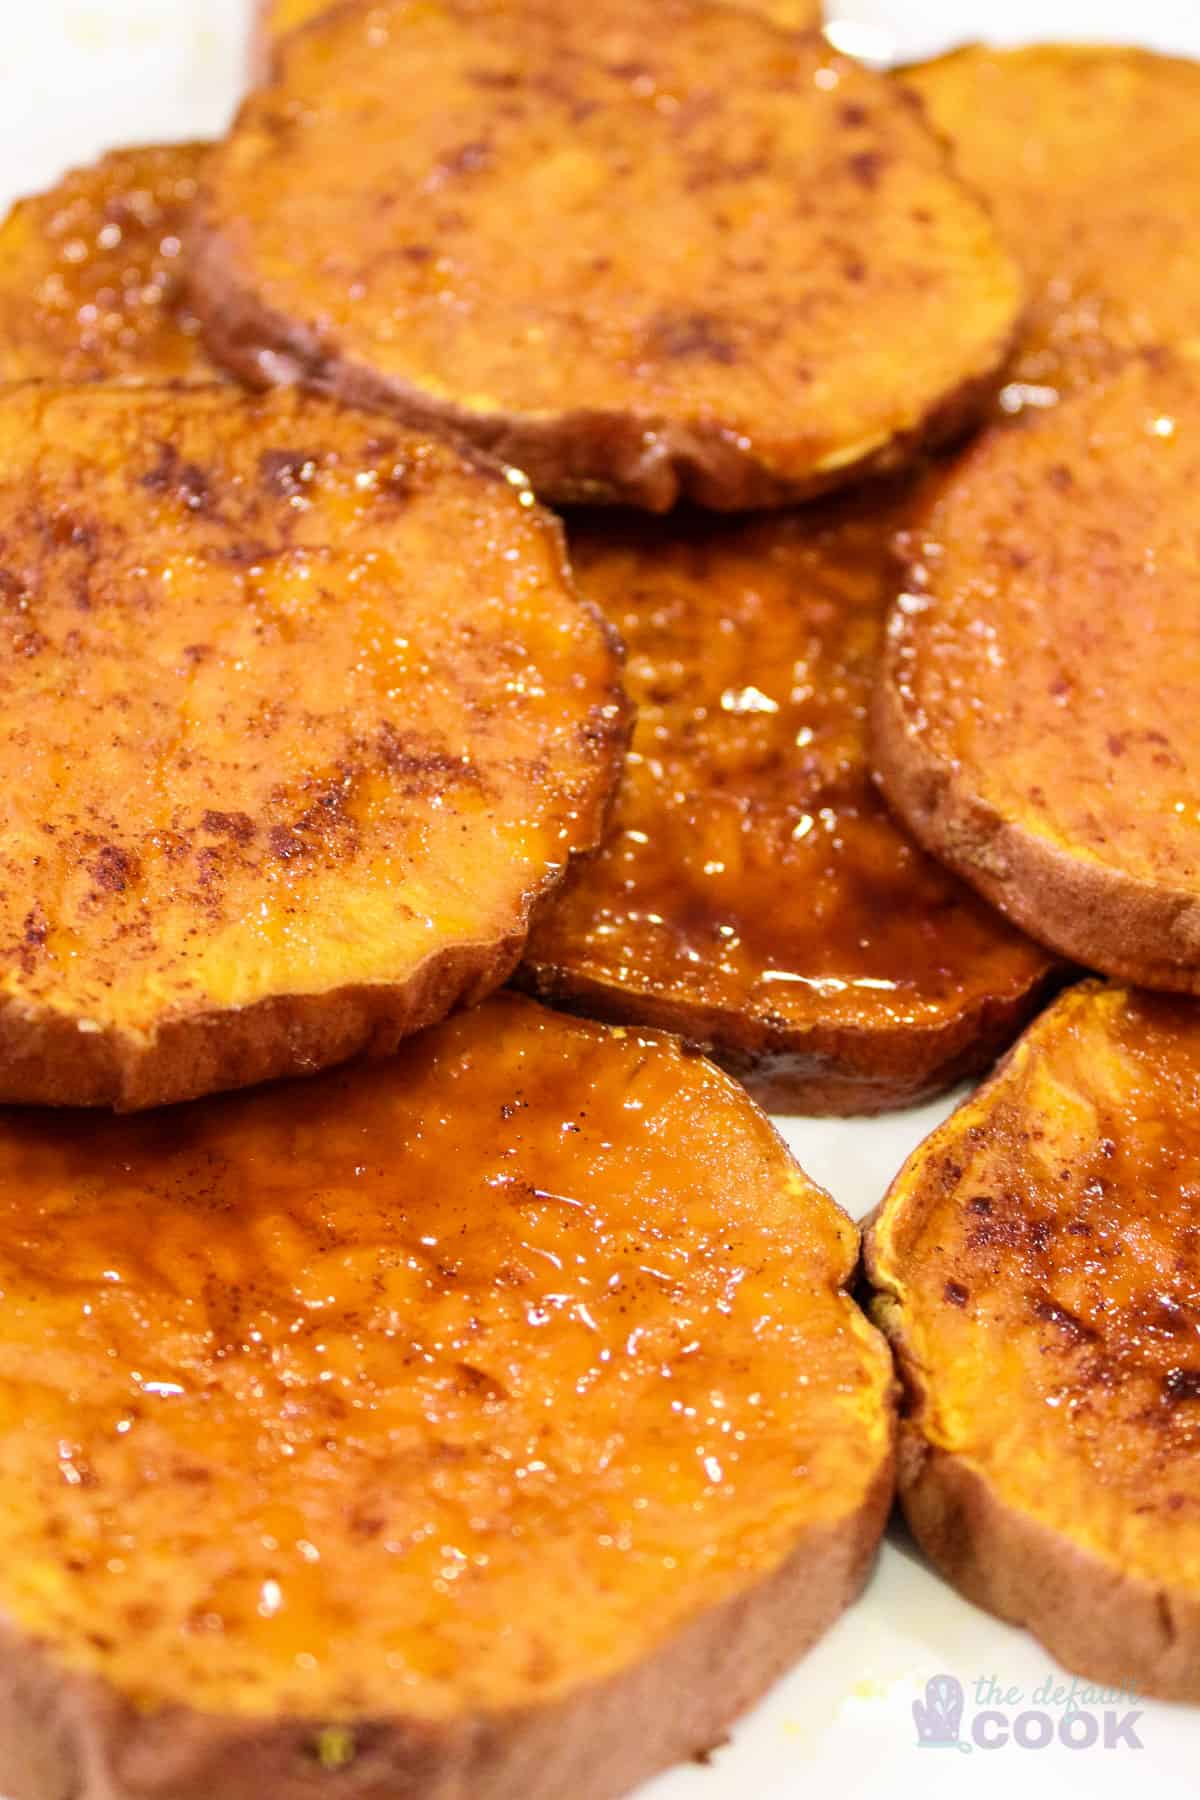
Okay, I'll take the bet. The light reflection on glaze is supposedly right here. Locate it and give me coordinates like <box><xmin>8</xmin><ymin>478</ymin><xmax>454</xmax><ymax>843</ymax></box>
<box><xmin>0</xmin><ymin>143</ymin><xmax>219</xmax><ymax>382</ymax></box>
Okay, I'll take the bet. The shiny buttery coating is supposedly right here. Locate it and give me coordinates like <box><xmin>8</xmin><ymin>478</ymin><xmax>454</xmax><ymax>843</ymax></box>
<box><xmin>0</xmin><ymin>995</ymin><xmax>892</xmax><ymax>1718</ymax></box>
<box><xmin>523</xmin><ymin>493</ymin><xmax>1054</xmax><ymax>1109</ymax></box>
<box><xmin>0</xmin><ymin>143</ymin><xmax>219</xmax><ymax>382</ymax></box>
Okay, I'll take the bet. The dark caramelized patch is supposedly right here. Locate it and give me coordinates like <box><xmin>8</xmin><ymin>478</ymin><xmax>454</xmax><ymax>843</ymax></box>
<box><xmin>521</xmin><ymin>493</ymin><xmax>1054</xmax><ymax>1112</ymax></box>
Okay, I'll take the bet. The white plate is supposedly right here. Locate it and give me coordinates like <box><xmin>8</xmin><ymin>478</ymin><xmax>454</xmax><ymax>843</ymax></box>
<box><xmin>3</xmin><ymin>2</ymin><xmax>1199</xmax><ymax>1794</ymax></box>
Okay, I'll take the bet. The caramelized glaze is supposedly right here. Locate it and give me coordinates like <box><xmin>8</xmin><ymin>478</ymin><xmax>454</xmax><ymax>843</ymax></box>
<box><xmin>908</xmin><ymin>46</ymin><xmax>1200</xmax><ymax>406</ymax></box>
<box><xmin>871</xmin><ymin>980</ymin><xmax>1200</xmax><ymax>1597</ymax></box>
<box><xmin>0</xmin><ymin>385</ymin><xmax>625</xmax><ymax>1105</ymax></box>
<box><xmin>198</xmin><ymin>0</ymin><xmax>1021</xmax><ymax>508</ymax></box>
<box><xmin>522</xmin><ymin>495</ymin><xmax>1054</xmax><ymax>1110</ymax></box>
<box><xmin>0</xmin><ymin>143</ymin><xmax>219</xmax><ymax>383</ymax></box>
<box><xmin>878</xmin><ymin>351</ymin><xmax>1200</xmax><ymax>988</ymax></box>
<box><xmin>0</xmin><ymin>994</ymin><xmax>892</xmax><ymax>1720</ymax></box>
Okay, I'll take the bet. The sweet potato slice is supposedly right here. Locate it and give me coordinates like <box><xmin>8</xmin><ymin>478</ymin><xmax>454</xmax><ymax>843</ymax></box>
<box><xmin>749</xmin><ymin>0</ymin><xmax>823</xmax><ymax>21</ymax></box>
<box><xmin>0</xmin><ymin>143</ymin><xmax>220</xmax><ymax>383</ymax></box>
<box><xmin>521</xmin><ymin>494</ymin><xmax>1057</xmax><ymax>1112</ymax></box>
<box><xmin>907</xmin><ymin>45</ymin><xmax>1200</xmax><ymax>406</ymax></box>
<box><xmin>0</xmin><ymin>992</ymin><xmax>894</xmax><ymax>1800</ymax></box>
<box><xmin>259</xmin><ymin>0</ymin><xmax>327</xmax><ymax>43</ymax></box>
<box><xmin>867</xmin><ymin>979</ymin><xmax>1200</xmax><ymax>1699</ymax></box>
<box><xmin>251</xmin><ymin>0</ymin><xmax>824</xmax><ymax>77</ymax></box>
<box><xmin>195</xmin><ymin>0</ymin><xmax>1022</xmax><ymax>512</ymax></box>
<box><xmin>0</xmin><ymin>384</ymin><xmax>625</xmax><ymax>1109</ymax></box>
<box><xmin>874</xmin><ymin>350</ymin><xmax>1200</xmax><ymax>991</ymax></box>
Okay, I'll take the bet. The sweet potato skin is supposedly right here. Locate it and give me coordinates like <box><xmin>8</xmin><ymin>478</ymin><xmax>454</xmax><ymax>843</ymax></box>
<box><xmin>867</xmin><ymin>981</ymin><xmax>1200</xmax><ymax>1699</ymax></box>
<box><xmin>0</xmin><ymin>995</ymin><xmax>893</xmax><ymax>1796</ymax></box>
<box><xmin>897</xmin><ymin>1446</ymin><xmax>1200</xmax><ymax>1704</ymax></box>
<box><xmin>197</xmin><ymin>0</ymin><xmax>1022</xmax><ymax>511</ymax></box>
<box><xmin>521</xmin><ymin>495</ymin><xmax>1058</xmax><ymax>1112</ymax></box>
<box><xmin>874</xmin><ymin>351</ymin><xmax>1200</xmax><ymax>991</ymax></box>
<box><xmin>0</xmin><ymin>1485</ymin><xmax>893</xmax><ymax>1800</ymax></box>
<box><xmin>0</xmin><ymin>386</ymin><xmax>627</xmax><ymax>1108</ymax></box>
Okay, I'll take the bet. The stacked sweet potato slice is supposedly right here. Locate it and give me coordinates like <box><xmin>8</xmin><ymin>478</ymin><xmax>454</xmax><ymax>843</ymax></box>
<box><xmin>865</xmin><ymin>40</ymin><xmax>1200</xmax><ymax>1701</ymax></box>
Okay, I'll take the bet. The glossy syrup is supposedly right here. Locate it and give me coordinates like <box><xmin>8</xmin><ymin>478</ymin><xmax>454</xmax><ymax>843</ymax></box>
<box><xmin>0</xmin><ymin>996</ymin><xmax>889</xmax><ymax>1717</ymax></box>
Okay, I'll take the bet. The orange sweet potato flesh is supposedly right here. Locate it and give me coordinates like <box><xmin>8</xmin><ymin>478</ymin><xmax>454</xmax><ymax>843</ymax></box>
<box><xmin>521</xmin><ymin>493</ymin><xmax>1056</xmax><ymax>1112</ymax></box>
<box><xmin>0</xmin><ymin>384</ymin><xmax>626</xmax><ymax>1110</ymax></box>
<box><xmin>259</xmin><ymin>0</ymin><xmax>328</xmax><ymax>43</ymax></box>
<box><xmin>867</xmin><ymin>979</ymin><xmax>1200</xmax><ymax>1699</ymax></box>
<box><xmin>874</xmin><ymin>350</ymin><xmax>1200</xmax><ymax>992</ymax></box>
<box><xmin>0</xmin><ymin>143</ymin><xmax>220</xmax><ymax>382</ymax></box>
<box><xmin>750</xmin><ymin>0</ymin><xmax>823</xmax><ymax>20</ymax></box>
<box><xmin>0</xmin><ymin>993</ymin><xmax>894</xmax><ymax>1800</ymax></box>
<box><xmin>196</xmin><ymin>0</ymin><xmax>1022</xmax><ymax>511</ymax></box>
<box><xmin>908</xmin><ymin>46</ymin><xmax>1200</xmax><ymax>408</ymax></box>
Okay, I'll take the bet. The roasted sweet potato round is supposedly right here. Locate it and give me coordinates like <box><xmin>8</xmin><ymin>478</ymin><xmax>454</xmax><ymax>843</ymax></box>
<box><xmin>250</xmin><ymin>0</ymin><xmax>326</xmax><ymax>75</ymax></box>
<box><xmin>196</xmin><ymin>0</ymin><xmax>1022</xmax><ymax>512</ymax></box>
<box><xmin>0</xmin><ymin>384</ymin><xmax>625</xmax><ymax>1109</ymax></box>
<box><xmin>867</xmin><ymin>979</ymin><xmax>1200</xmax><ymax>1700</ymax></box>
<box><xmin>0</xmin><ymin>143</ymin><xmax>219</xmax><ymax>383</ymax></box>
<box><xmin>252</xmin><ymin>0</ymin><xmax>824</xmax><ymax>79</ymax></box>
<box><xmin>875</xmin><ymin>351</ymin><xmax>1200</xmax><ymax>991</ymax></box>
<box><xmin>253</xmin><ymin>0</ymin><xmax>825</xmax><ymax>74</ymax></box>
<box><xmin>521</xmin><ymin>494</ymin><xmax>1056</xmax><ymax>1111</ymax></box>
<box><xmin>750</xmin><ymin>0</ymin><xmax>823</xmax><ymax>21</ymax></box>
<box><xmin>0</xmin><ymin>993</ymin><xmax>894</xmax><ymax>1800</ymax></box>
<box><xmin>260</xmin><ymin>0</ymin><xmax>326</xmax><ymax>40</ymax></box>
<box><xmin>907</xmin><ymin>45</ymin><xmax>1200</xmax><ymax>407</ymax></box>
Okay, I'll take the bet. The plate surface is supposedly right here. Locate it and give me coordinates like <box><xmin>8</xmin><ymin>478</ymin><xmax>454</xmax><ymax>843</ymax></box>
<box><xmin>3</xmin><ymin>2</ymin><xmax>1199</xmax><ymax>1793</ymax></box>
